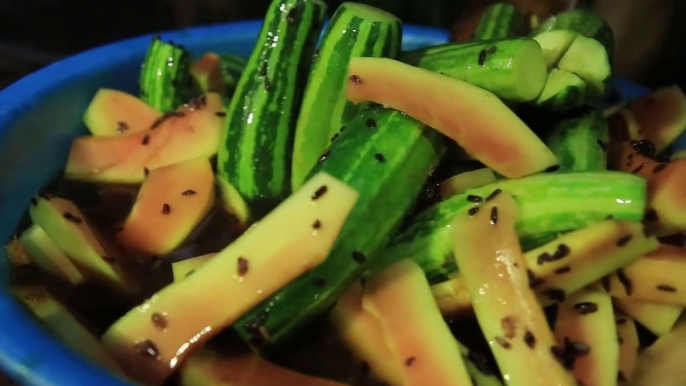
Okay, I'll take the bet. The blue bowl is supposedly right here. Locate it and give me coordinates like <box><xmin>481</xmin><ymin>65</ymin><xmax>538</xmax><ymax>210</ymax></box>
<box><xmin>0</xmin><ymin>19</ymin><xmax>664</xmax><ymax>386</ymax></box>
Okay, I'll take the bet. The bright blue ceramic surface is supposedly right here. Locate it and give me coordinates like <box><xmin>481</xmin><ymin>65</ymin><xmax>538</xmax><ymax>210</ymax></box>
<box><xmin>0</xmin><ymin>18</ymin><xmax>667</xmax><ymax>386</ymax></box>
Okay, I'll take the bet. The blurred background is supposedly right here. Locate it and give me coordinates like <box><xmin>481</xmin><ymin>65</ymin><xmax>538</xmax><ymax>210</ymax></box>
<box><xmin>0</xmin><ymin>0</ymin><xmax>684</xmax><ymax>90</ymax></box>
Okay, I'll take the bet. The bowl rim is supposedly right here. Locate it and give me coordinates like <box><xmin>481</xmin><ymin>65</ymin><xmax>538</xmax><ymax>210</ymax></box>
<box><xmin>0</xmin><ymin>20</ymin><xmax>449</xmax><ymax>386</ymax></box>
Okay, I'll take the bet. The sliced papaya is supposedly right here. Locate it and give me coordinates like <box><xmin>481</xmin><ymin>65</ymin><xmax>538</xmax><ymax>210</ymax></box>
<box><xmin>598</xmin><ymin>244</ymin><xmax>686</xmax><ymax>306</ymax></box>
<box><xmin>103</xmin><ymin>173</ymin><xmax>358</xmax><ymax>385</ymax></box>
<box><xmin>12</xmin><ymin>284</ymin><xmax>122</xmax><ymax>373</ymax></box>
<box><xmin>29</xmin><ymin>196</ymin><xmax>129</xmax><ymax>291</ymax></box>
<box><xmin>83</xmin><ymin>89</ymin><xmax>161</xmax><ymax>137</ymax></box>
<box><xmin>613</xmin><ymin>298</ymin><xmax>682</xmax><ymax>336</ymax></box>
<box><xmin>181</xmin><ymin>349</ymin><xmax>345</xmax><ymax>386</ymax></box>
<box><xmin>190</xmin><ymin>53</ymin><xmax>225</xmax><ymax>94</ymax></box>
<box><xmin>646</xmin><ymin>158</ymin><xmax>686</xmax><ymax>236</ymax></box>
<box><xmin>630</xmin><ymin>85</ymin><xmax>686</xmax><ymax>152</ymax></box>
<box><xmin>525</xmin><ymin>220</ymin><xmax>658</xmax><ymax>306</ymax></box>
<box><xmin>554</xmin><ymin>289</ymin><xmax>618</xmax><ymax>386</ymax></box>
<box><xmin>438</xmin><ymin>168</ymin><xmax>497</xmax><ymax>200</ymax></box>
<box><xmin>117</xmin><ymin>158</ymin><xmax>215</xmax><ymax>256</ymax></box>
<box><xmin>20</xmin><ymin>224</ymin><xmax>85</xmax><ymax>285</ymax></box>
<box><xmin>362</xmin><ymin>259</ymin><xmax>473</xmax><ymax>386</ymax></box>
<box><xmin>217</xmin><ymin>176</ymin><xmax>250</xmax><ymax>227</ymax></box>
<box><xmin>331</xmin><ymin>283</ymin><xmax>403</xmax><ymax>386</ymax></box>
<box><xmin>615</xmin><ymin>313</ymin><xmax>640</xmax><ymax>384</ymax></box>
<box><xmin>632</xmin><ymin>315</ymin><xmax>686</xmax><ymax>386</ymax></box>
<box><xmin>171</xmin><ymin>253</ymin><xmax>216</xmax><ymax>282</ymax></box>
<box><xmin>431</xmin><ymin>273</ymin><xmax>473</xmax><ymax>317</ymax></box>
<box><xmin>5</xmin><ymin>236</ymin><xmax>32</xmax><ymax>268</ymax></box>
<box><xmin>607</xmin><ymin>109</ymin><xmax>641</xmax><ymax>146</ymax></box>
<box><xmin>346</xmin><ymin>57</ymin><xmax>558</xmax><ymax>178</ymax></box>
<box><xmin>66</xmin><ymin>93</ymin><xmax>224</xmax><ymax>183</ymax></box>
<box><xmin>451</xmin><ymin>191</ymin><xmax>575</xmax><ymax>386</ymax></box>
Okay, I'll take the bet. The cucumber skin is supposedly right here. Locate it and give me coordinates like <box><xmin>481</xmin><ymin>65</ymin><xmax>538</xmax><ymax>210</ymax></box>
<box><xmin>234</xmin><ymin>106</ymin><xmax>446</xmax><ymax>350</ymax></box>
<box><xmin>400</xmin><ymin>38</ymin><xmax>543</xmax><ymax>102</ymax></box>
<box><xmin>219</xmin><ymin>54</ymin><xmax>247</xmax><ymax>93</ymax></box>
<box><xmin>546</xmin><ymin>110</ymin><xmax>609</xmax><ymax>172</ymax></box>
<box><xmin>139</xmin><ymin>38</ymin><xmax>190</xmax><ymax>112</ymax></box>
<box><xmin>291</xmin><ymin>3</ymin><xmax>402</xmax><ymax>190</ymax></box>
<box><xmin>473</xmin><ymin>3</ymin><xmax>522</xmax><ymax>41</ymax></box>
<box><xmin>531</xmin><ymin>9</ymin><xmax>615</xmax><ymax>58</ymax></box>
<box><xmin>377</xmin><ymin>172</ymin><xmax>647</xmax><ymax>283</ymax></box>
<box><xmin>217</xmin><ymin>0</ymin><xmax>326</xmax><ymax>208</ymax></box>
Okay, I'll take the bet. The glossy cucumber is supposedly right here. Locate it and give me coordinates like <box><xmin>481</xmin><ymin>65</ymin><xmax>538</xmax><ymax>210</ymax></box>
<box><xmin>217</xmin><ymin>0</ymin><xmax>327</xmax><ymax>210</ymax></box>
<box><xmin>234</xmin><ymin>106</ymin><xmax>445</xmax><ymax>350</ymax></box>
<box><xmin>473</xmin><ymin>3</ymin><xmax>523</xmax><ymax>41</ymax></box>
<box><xmin>531</xmin><ymin>9</ymin><xmax>615</xmax><ymax>58</ymax></box>
<box><xmin>291</xmin><ymin>2</ymin><xmax>402</xmax><ymax>190</ymax></box>
<box><xmin>377</xmin><ymin>172</ymin><xmax>647</xmax><ymax>283</ymax></box>
<box><xmin>400</xmin><ymin>38</ymin><xmax>547</xmax><ymax>102</ymax></box>
<box><xmin>139</xmin><ymin>37</ymin><xmax>191</xmax><ymax>112</ymax></box>
<box><xmin>533</xmin><ymin>69</ymin><xmax>589</xmax><ymax>112</ymax></box>
<box><xmin>546</xmin><ymin>109</ymin><xmax>609</xmax><ymax>171</ymax></box>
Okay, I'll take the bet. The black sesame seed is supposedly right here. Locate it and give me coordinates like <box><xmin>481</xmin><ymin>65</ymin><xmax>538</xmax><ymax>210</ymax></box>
<box><xmin>617</xmin><ymin>235</ymin><xmax>633</xmax><ymax>247</ymax></box>
<box><xmin>312</xmin><ymin>277</ymin><xmax>327</xmax><ymax>288</ymax></box>
<box><xmin>151</xmin><ymin>313</ymin><xmax>168</xmax><ymax>330</ymax></box>
<box><xmin>466</xmin><ymin>195</ymin><xmax>483</xmax><ymax>203</ymax></box>
<box><xmin>617</xmin><ymin>371</ymin><xmax>627</xmax><ymax>383</ymax></box>
<box><xmin>349</xmin><ymin>75</ymin><xmax>363</xmax><ymax>85</ymax></box>
<box><xmin>527</xmin><ymin>269</ymin><xmax>545</xmax><ymax>288</ymax></box>
<box><xmin>237</xmin><ymin>257</ymin><xmax>249</xmax><ymax>276</ymax></box>
<box><xmin>62</xmin><ymin>212</ymin><xmax>82</xmax><ymax>224</ymax></box>
<box><xmin>468</xmin><ymin>206</ymin><xmax>480</xmax><ymax>216</ymax></box>
<box><xmin>550</xmin><ymin>345</ymin><xmax>567</xmax><ymax>367</ymax></box>
<box><xmin>631</xmin><ymin>163</ymin><xmax>645</xmax><ymax>174</ymax></box>
<box><xmin>330</xmin><ymin>133</ymin><xmax>339</xmax><ymax>142</ymax></box>
<box><xmin>263</xmin><ymin>77</ymin><xmax>273</xmax><ymax>91</ymax></box>
<box><xmin>162</xmin><ymin>204</ymin><xmax>171</xmax><ymax>215</ymax></box>
<box><xmin>555</xmin><ymin>266</ymin><xmax>571</xmax><ymax>275</ymax></box>
<box><xmin>30</xmin><ymin>198</ymin><xmax>37</xmax><ymax>206</ymax></box>
<box><xmin>185</xmin><ymin>269</ymin><xmax>195</xmax><ymax>277</ymax></box>
<box><xmin>616</xmin><ymin>268</ymin><xmax>633</xmax><ymax>296</ymax></box>
<box><xmin>485</xmin><ymin>189</ymin><xmax>502</xmax><ymax>202</ymax></box>
<box><xmin>524</xmin><ymin>330</ymin><xmax>536</xmax><ymax>349</ymax></box>
<box><xmin>597</xmin><ymin>139</ymin><xmax>607</xmax><ymax>151</ymax></box>
<box><xmin>340</xmin><ymin>125</ymin><xmax>346</xmax><ymax>132</ymax></box>
<box><xmin>352</xmin><ymin>251</ymin><xmax>367</xmax><ymax>264</ymax></box>
<box><xmin>405</xmin><ymin>357</ymin><xmax>417</xmax><ymax>366</ymax></box>
<box><xmin>312</xmin><ymin>220</ymin><xmax>322</xmax><ymax>230</ymax></box>
<box><xmin>215</xmin><ymin>111</ymin><xmax>226</xmax><ymax>117</ymax></box>
<box><xmin>555</xmin><ymin>244</ymin><xmax>571</xmax><ymax>260</ymax></box>
<box><xmin>182</xmin><ymin>190</ymin><xmax>196</xmax><ymax>196</ymax></box>
<box><xmin>488</xmin><ymin>45</ymin><xmax>497</xmax><ymax>54</ymax></box>
<box><xmin>489</xmin><ymin>206</ymin><xmax>498</xmax><ymax>226</ymax></box>
<box><xmin>501</xmin><ymin>316</ymin><xmax>516</xmax><ymax>338</ymax></box>
<box><xmin>537</xmin><ymin>252</ymin><xmax>551</xmax><ymax>265</ymax></box>
<box><xmin>574</xmin><ymin>302</ymin><xmax>598</xmax><ymax>315</ymax></box>
<box><xmin>312</xmin><ymin>185</ymin><xmax>328</xmax><ymax>200</ymax></box>
<box><xmin>286</xmin><ymin>6</ymin><xmax>298</xmax><ymax>22</ymax></box>
<box><xmin>317</xmin><ymin>150</ymin><xmax>330</xmax><ymax>164</ymax></box>
<box><xmin>645</xmin><ymin>209</ymin><xmax>659</xmax><ymax>222</ymax></box>
<box><xmin>566</xmin><ymin>339</ymin><xmax>590</xmax><ymax>356</ymax></box>
<box><xmin>117</xmin><ymin>121</ymin><xmax>129</xmax><ymax>134</ymax></box>
<box><xmin>366</xmin><ymin>118</ymin><xmax>377</xmax><ymax>129</ymax></box>
<box><xmin>134</xmin><ymin>340</ymin><xmax>160</xmax><ymax>359</ymax></box>
<box><xmin>616</xmin><ymin>318</ymin><xmax>627</xmax><ymax>325</ymax></box>
<box><xmin>478</xmin><ymin>49</ymin><xmax>487</xmax><ymax>65</ymax></box>
<box><xmin>374</xmin><ymin>153</ymin><xmax>386</xmax><ymax>163</ymax></box>
<box><xmin>657</xmin><ymin>284</ymin><xmax>677</xmax><ymax>293</ymax></box>
<box><xmin>495</xmin><ymin>336</ymin><xmax>511</xmax><ymax>349</ymax></box>
<box><xmin>601</xmin><ymin>275</ymin><xmax>611</xmax><ymax>292</ymax></box>
<box><xmin>545</xmin><ymin>165</ymin><xmax>561</xmax><ymax>173</ymax></box>
<box><xmin>260</xmin><ymin>63</ymin><xmax>268</xmax><ymax>76</ymax></box>
<box><xmin>144</xmin><ymin>167</ymin><xmax>150</xmax><ymax>176</ymax></box>
<box><xmin>543</xmin><ymin>288</ymin><xmax>566</xmax><ymax>303</ymax></box>
<box><xmin>630</xmin><ymin>139</ymin><xmax>656</xmax><ymax>158</ymax></box>
<box><xmin>653</xmin><ymin>163</ymin><xmax>668</xmax><ymax>173</ymax></box>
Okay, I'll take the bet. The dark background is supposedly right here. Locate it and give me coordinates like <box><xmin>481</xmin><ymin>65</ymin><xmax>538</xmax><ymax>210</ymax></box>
<box><xmin>0</xmin><ymin>0</ymin><xmax>684</xmax><ymax>90</ymax></box>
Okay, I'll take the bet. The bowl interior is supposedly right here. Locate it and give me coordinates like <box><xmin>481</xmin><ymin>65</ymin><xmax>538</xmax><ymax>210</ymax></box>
<box><xmin>0</xmin><ymin>21</ymin><xmax>449</xmax><ymax>386</ymax></box>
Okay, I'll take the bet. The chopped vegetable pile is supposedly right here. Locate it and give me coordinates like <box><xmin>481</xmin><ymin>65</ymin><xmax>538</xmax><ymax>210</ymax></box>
<box><xmin>5</xmin><ymin>1</ymin><xmax>686</xmax><ymax>386</ymax></box>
